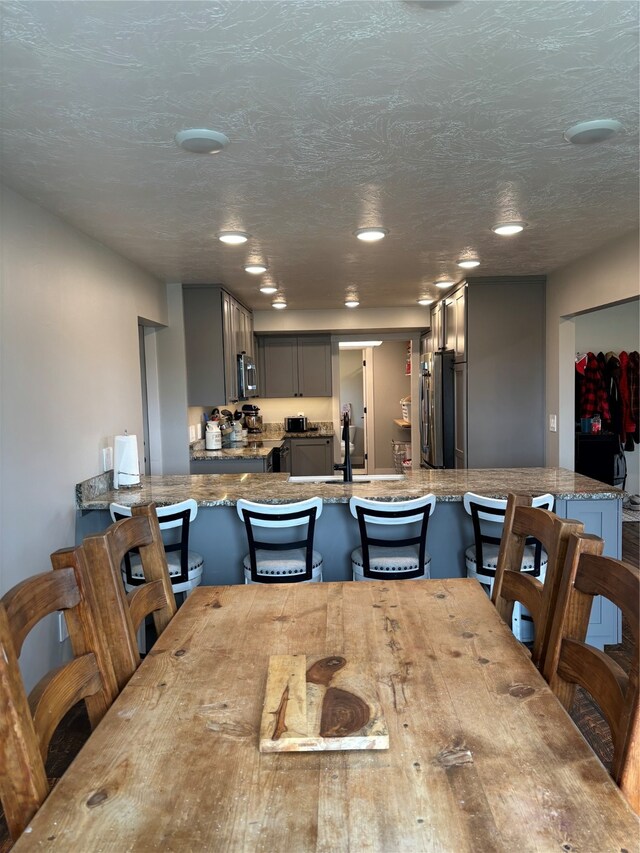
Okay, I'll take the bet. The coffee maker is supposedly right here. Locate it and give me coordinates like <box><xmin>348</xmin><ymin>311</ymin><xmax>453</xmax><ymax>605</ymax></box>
<box><xmin>242</xmin><ymin>404</ymin><xmax>263</xmax><ymax>433</ymax></box>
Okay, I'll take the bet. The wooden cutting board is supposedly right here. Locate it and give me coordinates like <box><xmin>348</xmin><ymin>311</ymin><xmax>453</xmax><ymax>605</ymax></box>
<box><xmin>259</xmin><ymin>654</ymin><xmax>389</xmax><ymax>753</ymax></box>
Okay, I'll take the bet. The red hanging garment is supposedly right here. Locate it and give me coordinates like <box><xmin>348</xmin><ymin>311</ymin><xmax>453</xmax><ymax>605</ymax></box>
<box><xmin>581</xmin><ymin>352</ymin><xmax>611</xmax><ymax>421</ymax></box>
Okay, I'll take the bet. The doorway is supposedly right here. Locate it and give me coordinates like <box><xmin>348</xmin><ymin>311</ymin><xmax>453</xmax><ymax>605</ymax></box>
<box><xmin>338</xmin><ymin>348</ymin><xmax>367</xmax><ymax>470</ymax></box>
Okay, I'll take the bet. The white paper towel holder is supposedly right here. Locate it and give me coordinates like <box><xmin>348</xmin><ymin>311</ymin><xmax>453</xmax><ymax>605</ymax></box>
<box><xmin>114</xmin><ymin>432</ymin><xmax>142</xmax><ymax>490</ymax></box>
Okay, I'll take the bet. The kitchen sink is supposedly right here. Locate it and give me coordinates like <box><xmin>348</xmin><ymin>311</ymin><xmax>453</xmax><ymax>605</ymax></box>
<box><xmin>288</xmin><ymin>474</ymin><xmax>406</xmax><ymax>484</ymax></box>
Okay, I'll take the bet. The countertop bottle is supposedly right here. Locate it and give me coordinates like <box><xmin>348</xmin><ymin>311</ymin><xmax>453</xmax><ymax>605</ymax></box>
<box><xmin>205</xmin><ymin>420</ymin><xmax>222</xmax><ymax>450</ymax></box>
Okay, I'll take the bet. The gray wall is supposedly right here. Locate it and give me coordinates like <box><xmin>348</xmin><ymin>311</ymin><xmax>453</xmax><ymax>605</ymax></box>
<box><xmin>0</xmin><ymin>185</ymin><xmax>167</xmax><ymax>689</ymax></box>
<box><xmin>467</xmin><ymin>279</ymin><xmax>546</xmax><ymax>468</ymax></box>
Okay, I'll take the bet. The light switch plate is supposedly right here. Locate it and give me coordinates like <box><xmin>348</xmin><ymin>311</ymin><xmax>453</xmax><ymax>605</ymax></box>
<box><xmin>549</xmin><ymin>414</ymin><xmax>557</xmax><ymax>432</ymax></box>
<box><xmin>189</xmin><ymin>425</ymin><xmax>196</xmax><ymax>443</ymax></box>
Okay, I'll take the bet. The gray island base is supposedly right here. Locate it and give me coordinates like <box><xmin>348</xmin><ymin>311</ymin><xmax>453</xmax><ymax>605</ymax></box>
<box><xmin>76</xmin><ymin>467</ymin><xmax>623</xmax><ymax>648</ymax></box>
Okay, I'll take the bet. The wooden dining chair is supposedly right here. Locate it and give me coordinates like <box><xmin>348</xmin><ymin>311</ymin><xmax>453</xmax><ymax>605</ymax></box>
<box><xmin>491</xmin><ymin>493</ymin><xmax>585</xmax><ymax>672</ymax></box>
<box><xmin>63</xmin><ymin>502</ymin><xmax>177</xmax><ymax>692</ymax></box>
<box><xmin>543</xmin><ymin>533</ymin><xmax>639</xmax><ymax>813</ymax></box>
<box><xmin>0</xmin><ymin>549</ymin><xmax>119</xmax><ymax>842</ymax></box>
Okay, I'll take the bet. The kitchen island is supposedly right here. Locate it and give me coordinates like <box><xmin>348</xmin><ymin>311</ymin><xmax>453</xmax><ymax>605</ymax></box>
<box><xmin>77</xmin><ymin>467</ymin><xmax>621</xmax><ymax>637</ymax></box>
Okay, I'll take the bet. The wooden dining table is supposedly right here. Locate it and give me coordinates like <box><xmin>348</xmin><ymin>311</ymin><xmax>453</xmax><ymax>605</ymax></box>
<box><xmin>14</xmin><ymin>579</ymin><xmax>639</xmax><ymax>851</ymax></box>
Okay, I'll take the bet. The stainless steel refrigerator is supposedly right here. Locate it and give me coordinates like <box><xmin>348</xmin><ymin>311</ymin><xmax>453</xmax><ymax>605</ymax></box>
<box><xmin>420</xmin><ymin>350</ymin><xmax>455</xmax><ymax>468</ymax></box>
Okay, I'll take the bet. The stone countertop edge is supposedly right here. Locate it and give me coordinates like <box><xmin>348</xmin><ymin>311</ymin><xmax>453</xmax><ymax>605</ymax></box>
<box><xmin>76</xmin><ymin>468</ymin><xmax>623</xmax><ymax>510</ymax></box>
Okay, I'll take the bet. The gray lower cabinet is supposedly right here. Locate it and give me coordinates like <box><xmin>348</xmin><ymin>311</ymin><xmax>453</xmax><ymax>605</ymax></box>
<box><xmin>258</xmin><ymin>335</ymin><xmax>332</xmax><ymax>397</ymax></box>
<box><xmin>288</xmin><ymin>437</ymin><xmax>334</xmax><ymax>475</ymax></box>
<box><xmin>190</xmin><ymin>454</ymin><xmax>273</xmax><ymax>474</ymax></box>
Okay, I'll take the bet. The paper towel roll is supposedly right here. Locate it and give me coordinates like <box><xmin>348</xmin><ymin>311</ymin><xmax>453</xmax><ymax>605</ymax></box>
<box><xmin>114</xmin><ymin>434</ymin><xmax>140</xmax><ymax>489</ymax></box>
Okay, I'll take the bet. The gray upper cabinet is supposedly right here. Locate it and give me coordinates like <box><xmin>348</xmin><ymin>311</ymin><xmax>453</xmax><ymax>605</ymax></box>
<box><xmin>430</xmin><ymin>301</ymin><xmax>445</xmax><ymax>351</ymax></box>
<box><xmin>258</xmin><ymin>335</ymin><xmax>332</xmax><ymax>397</ymax></box>
<box><xmin>445</xmin><ymin>284</ymin><xmax>467</xmax><ymax>362</ymax></box>
<box><xmin>183</xmin><ymin>285</ymin><xmax>254</xmax><ymax>406</ymax></box>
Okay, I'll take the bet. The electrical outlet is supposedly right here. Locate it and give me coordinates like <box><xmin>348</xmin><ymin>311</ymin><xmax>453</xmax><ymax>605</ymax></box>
<box><xmin>102</xmin><ymin>446</ymin><xmax>113</xmax><ymax>471</ymax></box>
<box><xmin>58</xmin><ymin>613</ymin><xmax>69</xmax><ymax>643</ymax></box>
<box><xmin>549</xmin><ymin>414</ymin><xmax>557</xmax><ymax>432</ymax></box>
<box><xmin>189</xmin><ymin>425</ymin><xmax>196</xmax><ymax>443</ymax></box>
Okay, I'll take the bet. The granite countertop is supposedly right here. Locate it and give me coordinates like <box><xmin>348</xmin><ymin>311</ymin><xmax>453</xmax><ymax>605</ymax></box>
<box><xmin>77</xmin><ymin>467</ymin><xmax>622</xmax><ymax>510</ymax></box>
<box><xmin>190</xmin><ymin>427</ymin><xmax>335</xmax><ymax>461</ymax></box>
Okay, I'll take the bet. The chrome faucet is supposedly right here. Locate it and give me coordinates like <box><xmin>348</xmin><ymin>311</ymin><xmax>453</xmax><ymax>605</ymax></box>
<box><xmin>333</xmin><ymin>412</ymin><xmax>353</xmax><ymax>483</ymax></box>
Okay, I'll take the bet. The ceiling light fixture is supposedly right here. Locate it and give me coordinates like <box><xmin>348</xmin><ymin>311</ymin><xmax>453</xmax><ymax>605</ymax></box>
<box><xmin>339</xmin><ymin>341</ymin><xmax>383</xmax><ymax>349</ymax></box>
<box><xmin>492</xmin><ymin>221</ymin><xmax>526</xmax><ymax>236</ymax></box>
<box><xmin>417</xmin><ymin>297</ymin><xmax>434</xmax><ymax>306</ymax></box>
<box><xmin>457</xmin><ymin>258</ymin><xmax>480</xmax><ymax>269</ymax></box>
<box><xmin>259</xmin><ymin>283</ymin><xmax>278</xmax><ymax>294</ymax></box>
<box><xmin>563</xmin><ymin>119</ymin><xmax>623</xmax><ymax>145</ymax></box>
<box><xmin>175</xmin><ymin>128</ymin><xmax>229</xmax><ymax>154</ymax></box>
<box><xmin>244</xmin><ymin>263</ymin><xmax>267</xmax><ymax>274</ymax></box>
<box><xmin>272</xmin><ymin>297</ymin><xmax>287</xmax><ymax>310</ymax></box>
<box><xmin>435</xmin><ymin>279</ymin><xmax>454</xmax><ymax>288</ymax></box>
<box><xmin>355</xmin><ymin>227</ymin><xmax>388</xmax><ymax>242</ymax></box>
<box><xmin>218</xmin><ymin>231</ymin><xmax>249</xmax><ymax>245</ymax></box>
<box><xmin>345</xmin><ymin>297</ymin><xmax>360</xmax><ymax>308</ymax></box>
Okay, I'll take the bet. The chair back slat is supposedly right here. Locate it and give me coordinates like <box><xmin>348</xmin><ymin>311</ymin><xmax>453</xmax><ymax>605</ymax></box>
<box><xmin>82</xmin><ymin>502</ymin><xmax>177</xmax><ymax>691</ymax></box>
<box><xmin>0</xmin><ymin>553</ymin><xmax>118</xmax><ymax>842</ymax></box>
<box><xmin>491</xmin><ymin>493</ymin><xmax>585</xmax><ymax>671</ymax></box>
<box><xmin>544</xmin><ymin>534</ymin><xmax>639</xmax><ymax>813</ymax></box>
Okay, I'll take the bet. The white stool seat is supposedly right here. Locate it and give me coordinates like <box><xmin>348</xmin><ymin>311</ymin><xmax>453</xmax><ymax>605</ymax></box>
<box><xmin>243</xmin><ymin>549</ymin><xmax>323</xmax><ymax>583</ymax></box>
<box><xmin>351</xmin><ymin>545</ymin><xmax>430</xmax><ymax>580</ymax></box>
<box><xmin>465</xmin><ymin>543</ymin><xmax>548</xmax><ymax>574</ymax></box>
<box><xmin>127</xmin><ymin>550</ymin><xmax>204</xmax><ymax>581</ymax></box>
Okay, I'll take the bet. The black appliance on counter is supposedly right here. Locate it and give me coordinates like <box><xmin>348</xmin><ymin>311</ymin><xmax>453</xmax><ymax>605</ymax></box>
<box><xmin>284</xmin><ymin>416</ymin><xmax>308</xmax><ymax>432</ymax></box>
<box><xmin>575</xmin><ymin>432</ymin><xmax>626</xmax><ymax>488</ymax></box>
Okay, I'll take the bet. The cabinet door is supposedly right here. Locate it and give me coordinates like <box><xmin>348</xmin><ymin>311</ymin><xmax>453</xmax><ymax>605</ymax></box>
<box><xmin>453</xmin><ymin>286</ymin><xmax>466</xmax><ymax>361</ymax></box>
<box><xmin>261</xmin><ymin>337</ymin><xmax>298</xmax><ymax>397</ymax></box>
<box><xmin>222</xmin><ymin>292</ymin><xmax>238</xmax><ymax>403</ymax></box>
<box><xmin>290</xmin><ymin>438</ymin><xmax>334</xmax><ymax>475</ymax></box>
<box><xmin>183</xmin><ymin>287</ymin><xmax>225</xmax><ymax>405</ymax></box>
<box><xmin>431</xmin><ymin>302</ymin><xmax>444</xmax><ymax>351</ymax></box>
<box><xmin>297</xmin><ymin>337</ymin><xmax>332</xmax><ymax>396</ymax></box>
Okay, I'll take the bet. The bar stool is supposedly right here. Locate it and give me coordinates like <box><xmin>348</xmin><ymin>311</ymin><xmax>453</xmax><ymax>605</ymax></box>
<box><xmin>236</xmin><ymin>497</ymin><xmax>323</xmax><ymax>584</ymax></box>
<box><xmin>109</xmin><ymin>499</ymin><xmax>204</xmax><ymax>599</ymax></box>
<box><xmin>462</xmin><ymin>492</ymin><xmax>553</xmax><ymax>641</ymax></box>
<box><xmin>349</xmin><ymin>495</ymin><xmax>436</xmax><ymax>581</ymax></box>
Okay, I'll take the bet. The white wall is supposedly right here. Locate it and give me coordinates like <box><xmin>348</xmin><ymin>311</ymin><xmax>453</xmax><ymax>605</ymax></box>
<box><xmin>545</xmin><ymin>231</ymin><xmax>639</xmax><ymax>470</ymax></box>
<box><xmin>0</xmin><ymin>185</ymin><xmax>167</xmax><ymax>688</ymax></box>
<box><xmin>575</xmin><ymin>300</ymin><xmax>640</xmax><ymax>495</ymax></box>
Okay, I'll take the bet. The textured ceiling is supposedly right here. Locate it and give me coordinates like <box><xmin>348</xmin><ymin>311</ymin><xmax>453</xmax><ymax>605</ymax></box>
<box><xmin>1</xmin><ymin>1</ymin><xmax>638</xmax><ymax>311</ymax></box>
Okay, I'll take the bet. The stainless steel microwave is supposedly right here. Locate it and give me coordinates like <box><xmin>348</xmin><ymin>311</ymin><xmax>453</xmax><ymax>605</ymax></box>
<box><xmin>237</xmin><ymin>353</ymin><xmax>257</xmax><ymax>400</ymax></box>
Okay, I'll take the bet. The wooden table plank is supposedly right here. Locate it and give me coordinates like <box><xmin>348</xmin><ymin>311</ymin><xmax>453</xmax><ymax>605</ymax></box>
<box><xmin>13</xmin><ymin>580</ymin><xmax>639</xmax><ymax>852</ymax></box>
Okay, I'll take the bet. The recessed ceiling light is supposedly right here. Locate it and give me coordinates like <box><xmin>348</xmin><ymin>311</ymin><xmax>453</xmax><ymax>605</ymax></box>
<box><xmin>457</xmin><ymin>258</ymin><xmax>480</xmax><ymax>269</ymax></box>
<box><xmin>563</xmin><ymin>119</ymin><xmax>623</xmax><ymax>145</ymax></box>
<box><xmin>244</xmin><ymin>263</ymin><xmax>267</xmax><ymax>274</ymax></box>
<box><xmin>345</xmin><ymin>298</ymin><xmax>360</xmax><ymax>308</ymax></box>
<box><xmin>272</xmin><ymin>298</ymin><xmax>287</xmax><ymax>309</ymax></box>
<box><xmin>259</xmin><ymin>283</ymin><xmax>278</xmax><ymax>294</ymax></box>
<box><xmin>219</xmin><ymin>231</ymin><xmax>249</xmax><ymax>245</ymax></box>
<box><xmin>355</xmin><ymin>227</ymin><xmax>388</xmax><ymax>242</ymax></box>
<box><xmin>175</xmin><ymin>128</ymin><xmax>229</xmax><ymax>154</ymax></box>
<box><xmin>492</xmin><ymin>222</ymin><xmax>526</xmax><ymax>236</ymax></box>
<box><xmin>417</xmin><ymin>297</ymin><xmax>434</xmax><ymax>306</ymax></box>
